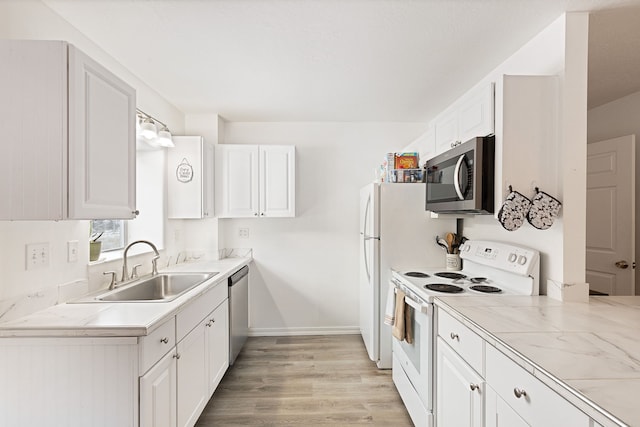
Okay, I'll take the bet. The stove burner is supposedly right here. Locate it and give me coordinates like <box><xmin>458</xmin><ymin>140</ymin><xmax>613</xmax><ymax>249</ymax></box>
<box><xmin>435</xmin><ymin>272</ymin><xmax>467</xmax><ymax>280</ymax></box>
<box><xmin>470</xmin><ymin>277</ymin><xmax>488</xmax><ymax>284</ymax></box>
<box><xmin>469</xmin><ymin>285</ymin><xmax>502</xmax><ymax>293</ymax></box>
<box><xmin>424</xmin><ymin>283</ymin><xmax>464</xmax><ymax>293</ymax></box>
<box><xmin>404</xmin><ymin>272</ymin><xmax>430</xmax><ymax>278</ymax></box>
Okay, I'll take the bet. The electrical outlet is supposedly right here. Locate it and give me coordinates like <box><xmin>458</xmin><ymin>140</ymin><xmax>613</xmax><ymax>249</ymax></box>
<box><xmin>26</xmin><ymin>243</ymin><xmax>50</xmax><ymax>270</ymax></box>
<box><xmin>239</xmin><ymin>228</ymin><xmax>250</xmax><ymax>238</ymax></box>
<box><xmin>67</xmin><ymin>240</ymin><xmax>79</xmax><ymax>263</ymax></box>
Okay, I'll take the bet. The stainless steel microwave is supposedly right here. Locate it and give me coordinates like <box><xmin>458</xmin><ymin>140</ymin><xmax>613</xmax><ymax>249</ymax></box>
<box><xmin>425</xmin><ymin>136</ymin><xmax>495</xmax><ymax>214</ymax></box>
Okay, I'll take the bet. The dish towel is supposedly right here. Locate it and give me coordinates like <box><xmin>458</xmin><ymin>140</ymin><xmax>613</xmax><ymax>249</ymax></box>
<box><xmin>392</xmin><ymin>289</ymin><xmax>406</xmax><ymax>341</ymax></box>
<box><xmin>384</xmin><ymin>283</ymin><xmax>397</xmax><ymax>326</ymax></box>
<box><xmin>404</xmin><ymin>302</ymin><xmax>414</xmax><ymax>344</ymax></box>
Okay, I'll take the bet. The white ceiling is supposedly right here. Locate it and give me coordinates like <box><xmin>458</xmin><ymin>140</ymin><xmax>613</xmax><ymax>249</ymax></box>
<box><xmin>43</xmin><ymin>0</ymin><xmax>640</xmax><ymax>122</ymax></box>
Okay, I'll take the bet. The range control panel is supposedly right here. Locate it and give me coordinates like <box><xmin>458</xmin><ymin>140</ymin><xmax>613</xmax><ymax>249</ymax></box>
<box><xmin>459</xmin><ymin>240</ymin><xmax>540</xmax><ymax>276</ymax></box>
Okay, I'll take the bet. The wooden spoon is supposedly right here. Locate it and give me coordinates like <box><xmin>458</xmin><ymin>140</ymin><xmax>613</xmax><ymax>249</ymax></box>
<box><xmin>445</xmin><ymin>232</ymin><xmax>455</xmax><ymax>254</ymax></box>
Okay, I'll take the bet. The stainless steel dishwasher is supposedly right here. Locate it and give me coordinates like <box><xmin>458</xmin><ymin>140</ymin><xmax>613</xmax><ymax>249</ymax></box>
<box><xmin>228</xmin><ymin>265</ymin><xmax>249</xmax><ymax>365</ymax></box>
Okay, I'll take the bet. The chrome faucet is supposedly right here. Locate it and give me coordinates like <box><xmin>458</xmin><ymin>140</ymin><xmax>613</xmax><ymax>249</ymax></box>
<box><xmin>121</xmin><ymin>240</ymin><xmax>160</xmax><ymax>282</ymax></box>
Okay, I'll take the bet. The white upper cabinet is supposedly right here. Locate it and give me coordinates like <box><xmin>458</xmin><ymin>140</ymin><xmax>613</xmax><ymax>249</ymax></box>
<box><xmin>434</xmin><ymin>82</ymin><xmax>495</xmax><ymax>155</ymax></box>
<box><xmin>259</xmin><ymin>145</ymin><xmax>296</xmax><ymax>217</ymax></box>
<box><xmin>216</xmin><ymin>144</ymin><xmax>295</xmax><ymax>218</ymax></box>
<box><xmin>0</xmin><ymin>40</ymin><xmax>136</xmax><ymax>220</ymax></box>
<box><xmin>167</xmin><ymin>136</ymin><xmax>214</xmax><ymax>219</ymax></box>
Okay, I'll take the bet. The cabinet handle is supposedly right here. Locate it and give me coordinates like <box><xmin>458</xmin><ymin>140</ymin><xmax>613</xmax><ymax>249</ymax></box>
<box><xmin>160</xmin><ymin>337</ymin><xmax>169</xmax><ymax>344</ymax></box>
<box><xmin>132</xmin><ymin>210</ymin><xmax>140</xmax><ymax>216</ymax></box>
<box><xmin>469</xmin><ymin>384</ymin><xmax>479</xmax><ymax>391</ymax></box>
<box><xmin>513</xmin><ymin>388</ymin><xmax>527</xmax><ymax>399</ymax></box>
<box><xmin>210</xmin><ymin>318</ymin><xmax>215</xmax><ymax>324</ymax></box>
<box><xmin>173</xmin><ymin>353</ymin><xmax>181</xmax><ymax>360</ymax></box>
<box><xmin>254</xmin><ymin>213</ymin><xmax>258</xmax><ymax>216</ymax></box>
<box><xmin>260</xmin><ymin>212</ymin><xmax>265</xmax><ymax>216</ymax></box>
<box><xmin>450</xmin><ymin>332</ymin><xmax>459</xmax><ymax>341</ymax></box>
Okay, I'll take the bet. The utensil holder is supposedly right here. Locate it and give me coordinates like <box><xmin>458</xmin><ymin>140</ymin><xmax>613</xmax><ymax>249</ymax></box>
<box><xmin>446</xmin><ymin>253</ymin><xmax>461</xmax><ymax>271</ymax></box>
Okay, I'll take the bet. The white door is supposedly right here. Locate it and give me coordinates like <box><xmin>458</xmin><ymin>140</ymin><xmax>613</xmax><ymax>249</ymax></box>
<box><xmin>168</xmin><ymin>136</ymin><xmax>205</xmax><ymax>219</ymax></box>
<box><xmin>485</xmin><ymin>386</ymin><xmax>528</xmax><ymax>427</ymax></box>
<box><xmin>216</xmin><ymin>144</ymin><xmax>259</xmax><ymax>217</ymax></box>
<box><xmin>436</xmin><ymin>337</ymin><xmax>484</xmax><ymax>427</ymax></box>
<box><xmin>260</xmin><ymin>145</ymin><xmax>296</xmax><ymax>217</ymax></box>
<box><xmin>140</xmin><ymin>350</ymin><xmax>177</xmax><ymax>427</ymax></box>
<box><xmin>359</xmin><ymin>184</ymin><xmax>379</xmax><ymax>361</ymax></box>
<box><xmin>206</xmin><ymin>302</ymin><xmax>229</xmax><ymax>396</ymax></box>
<box><xmin>177</xmin><ymin>323</ymin><xmax>208</xmax><ymax>427</ymax></box>
<box><xmin>67</xmin><ymin>44</ymin><xmax>137</xmax><ymax>219</ymax></box>
<box><xmin>586</xmin><ymin>135</ymin><xmax>636</xmax><ymax>295</ymax></box>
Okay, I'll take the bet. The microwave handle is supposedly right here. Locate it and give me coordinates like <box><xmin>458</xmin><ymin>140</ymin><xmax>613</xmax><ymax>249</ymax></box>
<box><xmin>453</xmin><ymin>154</ymin><xmax>466</xmax><ymax>200</ymax></box>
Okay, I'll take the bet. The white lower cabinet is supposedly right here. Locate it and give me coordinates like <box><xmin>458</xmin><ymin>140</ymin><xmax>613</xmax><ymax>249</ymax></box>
<box><xmin>433</xmin><ymin>307</ymin><xmax>599</xmax><ymax>427</ymax></box>
<box><xmin>485</xmin><ymin>385</ymin><xmax>528</xmax><ymax>427</ymax></box>
<box><xmin>485</xmin><ymin>344</ymin><xmax>590</xmax><ymax>427</ymax></box>
<box><xmin>178</xmin><ymin>318</ymin><xmax>209</xmax><ymax>427</ymax></box>
<box><xmin>436</xmin><ymin>337</ymin><xmax>484</xmax><ymax>427</ymax></box>
<box><xmin>176</xmin><ymin>299</ymin><xmax>229</xmax><ymax>427</ymax></box>
<box><xmin>206</xmin><ymin>301</ymin><xmax>230</xmax><ymax>393</ymax></box>
<box><xmin>140</xmin><ymin>349</ymin><xmax>178</xmax><ymax>427</ymax></box>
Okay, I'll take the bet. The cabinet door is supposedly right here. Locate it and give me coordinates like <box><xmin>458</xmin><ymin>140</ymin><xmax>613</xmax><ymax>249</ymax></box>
<box><xmin>68</xmin><ymin>45</ymin><xmax>137</xmax><ymax>219</ymax></box>
<box><xmin>205</xmin><ymin>301</ymin><xmax>229</xmax><ymax>396</ymax></box>
<box><xmin>140</xmin><ymin>350</ymin><xmax>177</xmax><ymax>427</ymax></box>
<box><xmin>0</xmin><ymin>40</ymin><xmax>66</xmax><ymax>220</ymax></box>
<box><xmin>216</xmin><ymin>145</ymin><xmax>259</xmax><ymax>217</ymax></box>
<box><xmin>259</xmin><ymin>145</ymin><xmax>296</xmax><ymax>217</ymax></box>
<box><xmin>434</xmin><ymin>109</ymin><xmax>459</xmax><ymax>155</ymax></box>
<box><xmin>457</xmin><ymin>83</ymin><xmax>495</xmax><ymax>144</ymax></box>
<box><xmin>177</xmin><ymin>323</ymin><xmax>208</xmax><ymax>427</ymax></box>
<box><xmin>436</xmin><ymin>337</ymin><xmax>484</xmax><ymax>427</ymax></box>
<box><xmin>168</xmin><ymin>136</ymin><xmax>207</xmax><ymax>219</ymax></box>
<box><xmin>485</xmin><ymin>385</ymin><xmax>528</xmax><ymax>427</ymax></box>
<box><xmin>202</xmin><ymin>141</ymin><xmax>215</xmax><ymax>218</ymax></box>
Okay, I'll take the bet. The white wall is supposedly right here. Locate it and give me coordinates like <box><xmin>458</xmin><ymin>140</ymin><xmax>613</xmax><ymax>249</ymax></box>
<box><xmin>221</xmin><ymin>122</ymin><xmax>425</xmax><ymax>335</ymax></box>
<box><xmin>588</xmin><ymin>89</ymin><xmax>640</xmax><ymax>295</ymax></box>
<box><xmin>0</xmin><ymin>1</ymin><xmax>185</xmax><ymax>322</ymax></box>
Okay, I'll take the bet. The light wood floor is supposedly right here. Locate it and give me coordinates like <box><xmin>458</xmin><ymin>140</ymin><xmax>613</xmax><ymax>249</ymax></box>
<box><xmin>195</xmin><ymin>335</ymin><xmax>413</xmax><ymax>426</ymax></box>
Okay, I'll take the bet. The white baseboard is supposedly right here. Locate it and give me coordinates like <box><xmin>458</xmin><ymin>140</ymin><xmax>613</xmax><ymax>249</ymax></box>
<box><xmin>248</xmin><ymin>326</ymin><xmax>360</xmax><ymax>337</ymax></box>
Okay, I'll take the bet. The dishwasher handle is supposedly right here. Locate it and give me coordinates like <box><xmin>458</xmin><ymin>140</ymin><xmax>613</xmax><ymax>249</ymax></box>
<box><xmin>229</xmin><ymin>265</ymin><xmax>249</xmax><ymax>286</ymax></box>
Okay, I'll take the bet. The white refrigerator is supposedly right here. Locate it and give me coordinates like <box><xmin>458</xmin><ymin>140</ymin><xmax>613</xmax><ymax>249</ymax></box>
<box><xmin>359</xmin><ymin>183</ymin><xmax>454</xmax><ymax>369</ymax></box>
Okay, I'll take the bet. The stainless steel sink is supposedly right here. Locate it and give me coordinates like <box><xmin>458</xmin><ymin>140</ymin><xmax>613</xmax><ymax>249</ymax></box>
<box><xmin>85</xmin><ymin>272</ymin><xmax>218</xmax><ymax>303</ymax></box>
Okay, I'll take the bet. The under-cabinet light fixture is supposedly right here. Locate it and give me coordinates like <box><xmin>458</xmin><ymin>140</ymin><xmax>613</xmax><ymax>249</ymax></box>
<box><xmin>136</xmin><ymin>109</ymin><xmax>174</xmax><ymax>148</ymax></box>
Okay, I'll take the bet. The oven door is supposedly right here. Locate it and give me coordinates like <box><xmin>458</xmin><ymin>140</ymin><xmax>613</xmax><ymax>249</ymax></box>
<box><xmin>392</xmin><ymin>295</ymin><xmax>433</xmax><ymax>411</ymax></box>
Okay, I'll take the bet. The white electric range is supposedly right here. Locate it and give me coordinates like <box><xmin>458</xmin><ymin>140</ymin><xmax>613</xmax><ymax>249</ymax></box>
<box><xmin>389</xmin><ymin>240</ymin><xmax>540</xmax><ymax>427</ymax></box>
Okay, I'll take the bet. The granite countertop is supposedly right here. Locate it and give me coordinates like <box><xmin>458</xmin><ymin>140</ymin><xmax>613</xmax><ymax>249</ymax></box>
<box><xmin>434</xmin><ymin>295</ymin><xmax>640</xmax><ymax>427</ymax></box>
<box><xmin>0</xmin><ymin>257</ymin><xmax>251</xmax><ymax>338</ymax></box>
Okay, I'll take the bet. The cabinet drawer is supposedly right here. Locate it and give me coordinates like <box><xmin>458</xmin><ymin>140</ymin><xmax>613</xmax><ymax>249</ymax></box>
<box><xmin>486</xmin><ymin>345</ymin><xmax>590</xmax><ymax>426</ymax></box>
<box><xmin>437</xmin><ymin>309</ymin><xmax>483</xmax><ymax>375</ymax></box>
<box><xmin>139</xmin><ymin>316</ymin><xmax>176</xmax><ymax>374</ymax></box>
<box><xmin>176</xmin><ymin>281</ymin><xmax>227</xmax><ymax>342</ymax></box>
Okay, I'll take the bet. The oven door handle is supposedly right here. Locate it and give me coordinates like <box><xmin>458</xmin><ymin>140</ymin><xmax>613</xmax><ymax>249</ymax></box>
<box><xmin>453</xmin><ymin>154</ymin><xmax>466</xmax><ymax>200</ymax></box>
<box><xmin>403</xmin><ymin>295</ymin><xmax>430</xmax><ymax>314</ymax></box>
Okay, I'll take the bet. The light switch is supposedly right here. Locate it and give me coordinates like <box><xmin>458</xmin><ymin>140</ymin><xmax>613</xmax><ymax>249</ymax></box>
<box><xmin>26</xmin><ymin>243</ymin><xmax>50</xmax><ymax>270</ymax></box>
<box><xmin>67</xmin><ymin>240</ymin><xmax>79</xmax><ymax>263</ymax></box>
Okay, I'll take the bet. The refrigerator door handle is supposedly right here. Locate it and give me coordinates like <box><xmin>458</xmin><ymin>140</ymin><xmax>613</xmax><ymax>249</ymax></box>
<box><xmin>363</xmin><ymin>235</ymin><xmax>371</xmax><ymax>282</ymax></box>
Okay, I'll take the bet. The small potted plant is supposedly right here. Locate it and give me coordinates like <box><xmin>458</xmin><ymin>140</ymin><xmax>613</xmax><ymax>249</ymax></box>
<box><xmin>90</xmin><ymin>231</ymin><xmax>103</xmax><ymax>262</ymax></box>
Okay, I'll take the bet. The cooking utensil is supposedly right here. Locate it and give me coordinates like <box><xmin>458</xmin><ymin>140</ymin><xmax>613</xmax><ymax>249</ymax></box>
<box><xmin>446</xmin><ymin>233</ymin><xmax>455</xmax><ymax>254</ymax></box>
<box><xmin>435</xmin><ymin>236</ymin><xmax>449</xmax><ymax>252</ymax></box>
